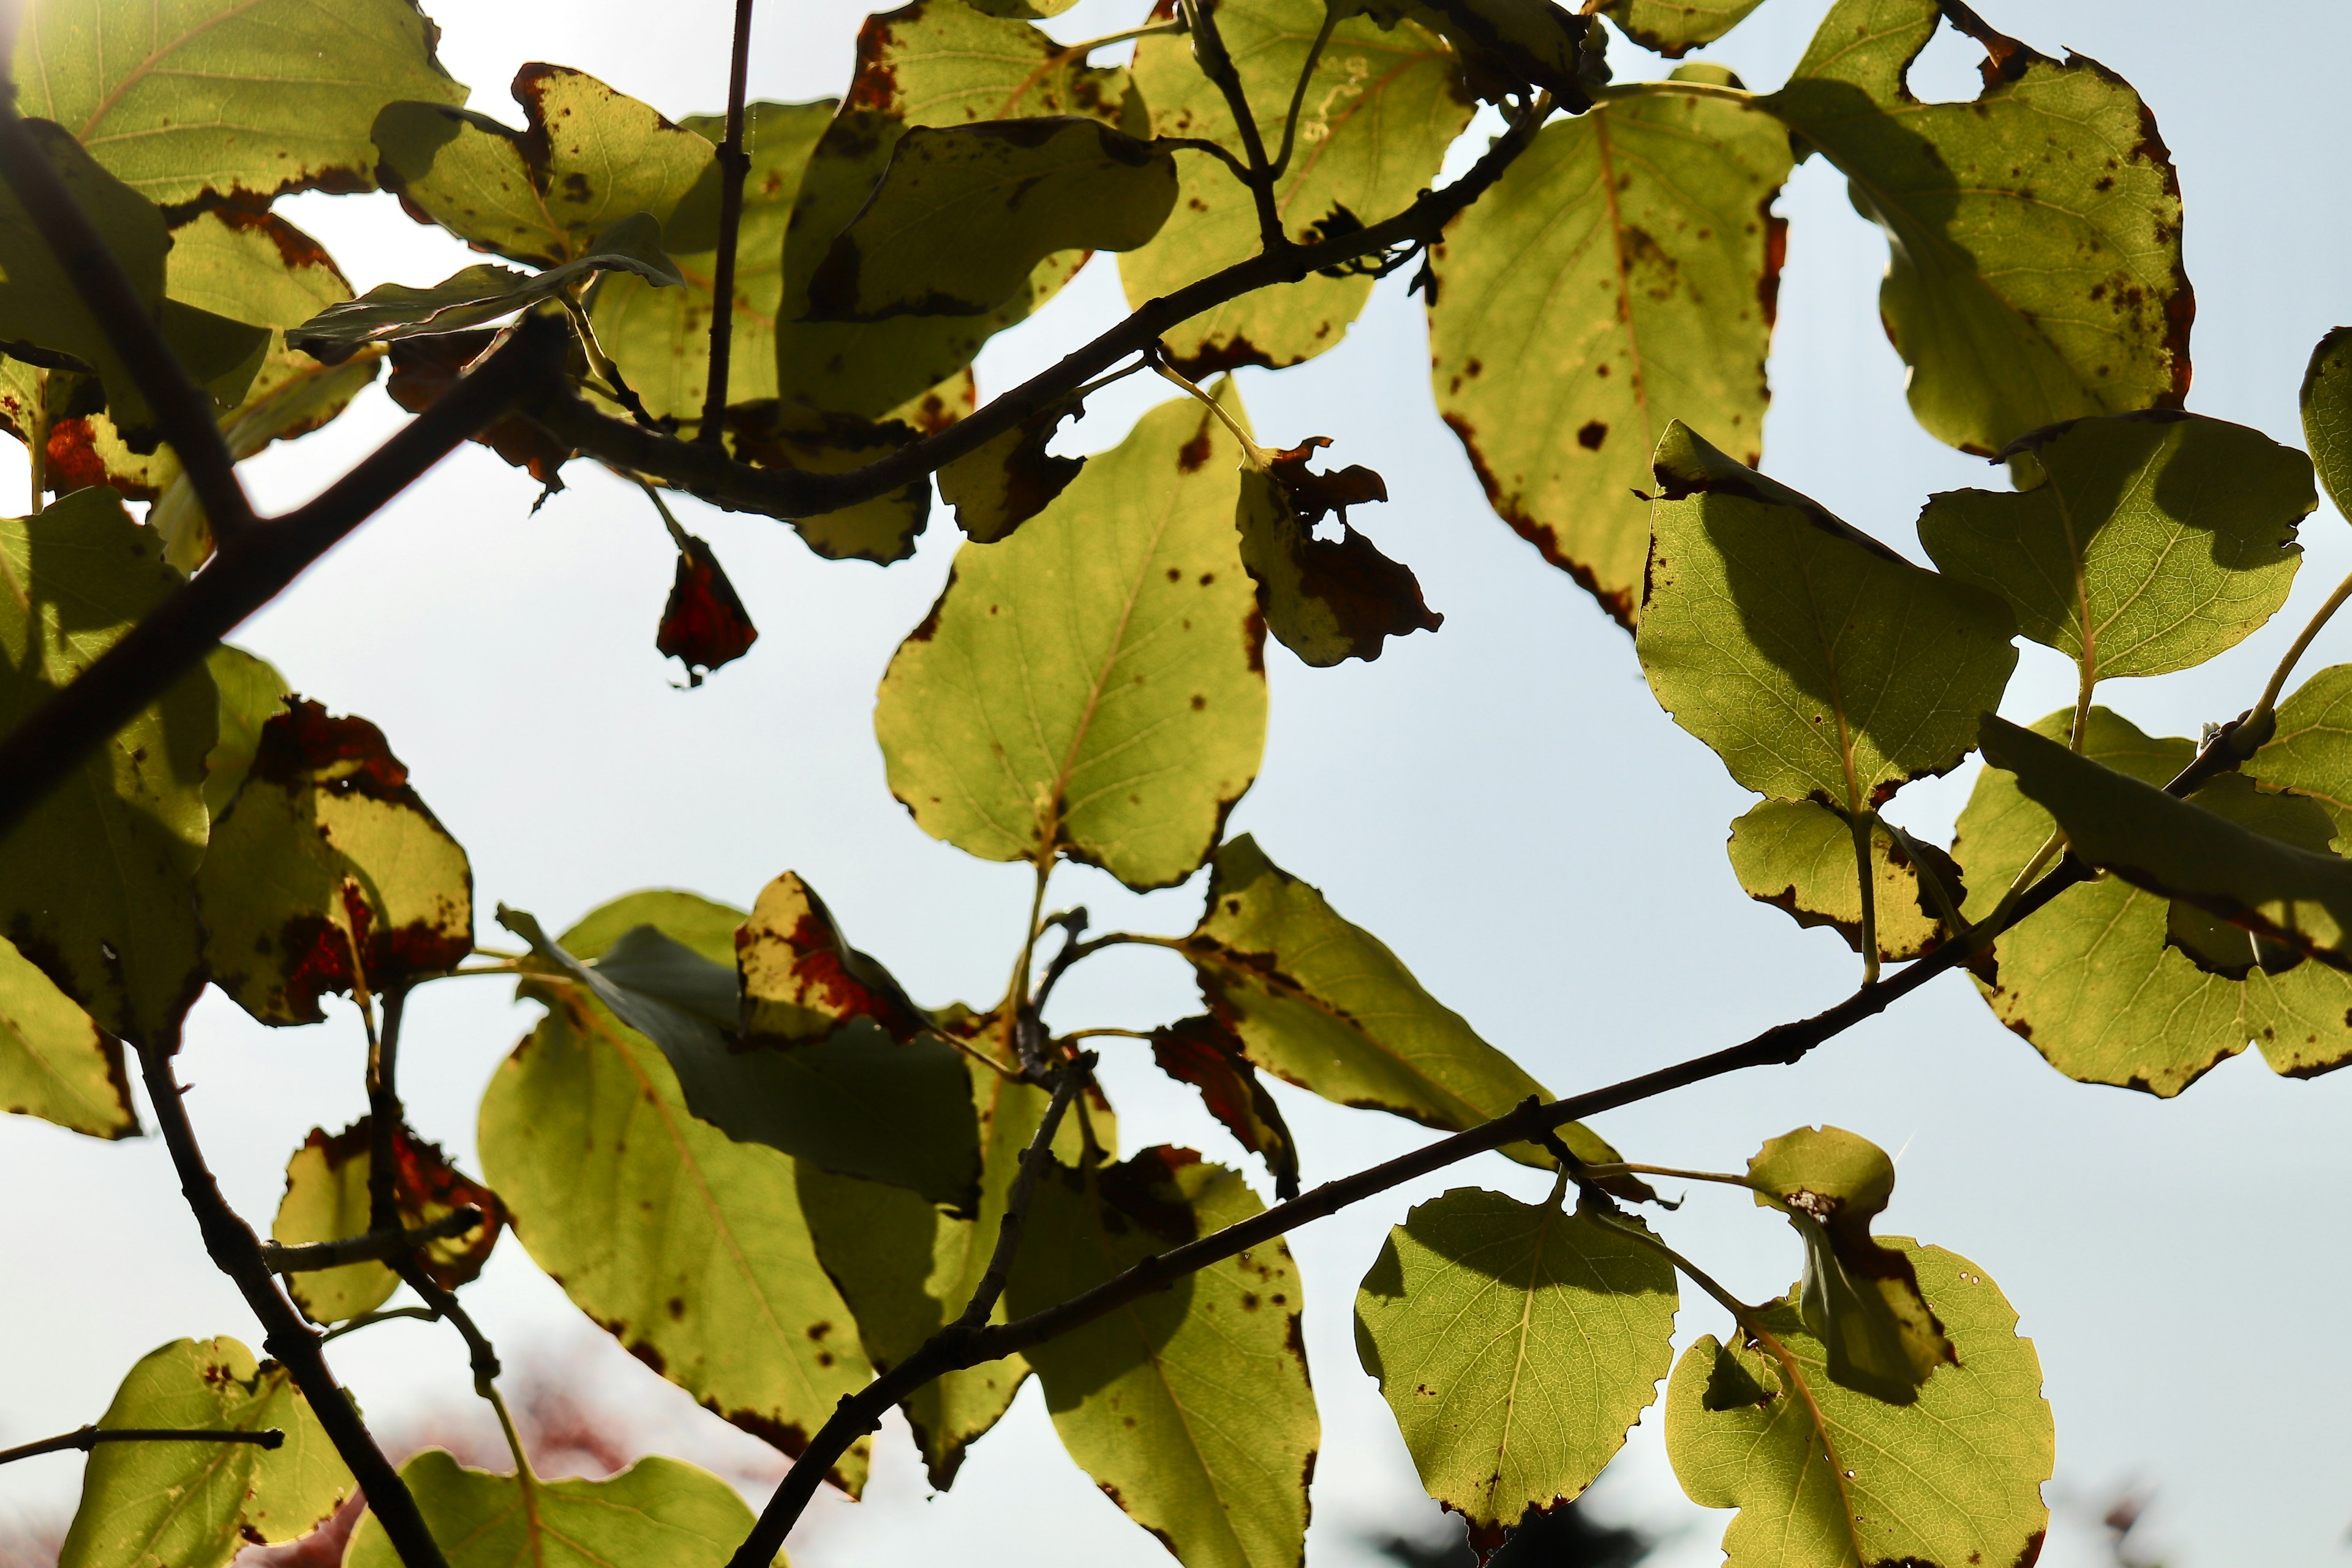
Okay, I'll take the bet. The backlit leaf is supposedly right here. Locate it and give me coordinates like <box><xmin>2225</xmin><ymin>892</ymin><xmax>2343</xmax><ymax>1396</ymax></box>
<box><xmin>937</xmin><ymin>395</ymin><xmax>1087</xmax><ymax>543</ymax></box>
<box><xmin>374</xmin><ymin>66</ymin><xmax>714</xmax><ymax>267</ymax></box>
<box><xmin>873</xmin><ymin>390</ymin><xmax>1267</xmax><ymax>890</ymax></box>
<box><xmin>1764</xmin><ymin>0</ymin><xmax>2190</xmax><ymax>455</ymax></box>
<box><xmin>1636</xmin><ymin>424</ymin><xmax>2018</xmax><ymax>809</ymax></box>
<box><xmin>1124</xmin><ymin>0</ymin><xmax>1473</xmax><ymax>372</ymax></box>
<box><xmin>1354</xmin><ymin>1188</ymin><xmax>1676</xmax><ymax>1555</ymax></box>
<box><xmin>58</xmin><ymin>1337</ymin><xmax>350</xmax><ymax>1568</ymax></box>
<box><xmin>1429</xmin><ymin>70</ymin><xmax>1789</xmax><ymax>625</ymax></box>
<box><xmin>13</xmin><ymin>0</ymin><xmax>464</xmax><ymax>206</ymax></box>
<box><xmin>656</xmin><ymin>532</ymin><xmax>760</xmax><ymax>687</ymax></box>
<box><xmin>1235</xmin><ymin>448</ymin><xmax>1439</xmax><ymax>667</ymax></box>
<box><xmin>270</xmin><ymin>1118</ymin><xmax>503</xmax><ymax>1324</ymax></box>
<box><xmin>737</xmin><ymin>871</ymin><xmax>929</xmax><ymax>1046</ymax></box>
<box><xmin>0</xmin><ymin>488</ymin><xmax>214</xmax><ymax>1050</ymax></box>
<box><xmin>199</xmin><ymin>647</ymin><xmax>286</xmax><ymax>841</ymax></box>
<box><xmin>2302</xmin><ymin>328</ymin><xmax>2352</xmax><ymax>518</ymax></box>
<box><xmin>1006</xmin><ymin>1148</ymin><xmax>1317</xmax><ymax>1568</ymax></box>
<box><xmin>728</xmin><ymin>404</ymin><xmax>931</xmax><ymax>564</ymax></box>
<box><xmin>1150</xmin><ymin>1014</ymin><xmax>1300</xmax><ymax>1199</ymax></box>
<box><xmin>196</xmin><ymin>701</ymin><xmax>473</xmax><ymax>1027</ymax></box>
<box><xmin>345</xmin><ymin>1453</ymin><xmax>752</xmax><ymax>1568</ymax></box>
<box><xmin>1664</xmin><ymin>1243</ymin><xmax>2051</xmax><ymax>1568</ymax></box>
<box><xmin>1725</xmin><ymin>801</ymin><xmax>1961</xmax><ymax>962</ymax></box>
<box><xmin>1918</xmin><ymin>412</ymin><xmax>2310</xmax><ymax>682</ymax></box>
<box><xmin>478</xmin><ymin>894</ymin><xmax>875</xmax><ymax>1491</ymax></box>
<box><xmin>0</xmin><ymin>935</ymin><xmax>134</xmax><ymax>1139</ymax></box>
<box><xmin>1593</xmin><ymin>0</ymin><xmax>1768</xmax><ymax>56</ymax></box>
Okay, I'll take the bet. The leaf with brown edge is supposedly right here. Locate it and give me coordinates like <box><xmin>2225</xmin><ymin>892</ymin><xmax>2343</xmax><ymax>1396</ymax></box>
<box><xmin>196</xmin><ymin>701</ymin><xmax>473</xmax><ymax>1027</ymax></box>
<box><xmin>1588</xmin><ymin>0</ymin><xmax>1768</xmax><ymax>57</ymax></box>
<box><xmin>1725</xmin><ymin>801</ymin><xmax>1964</xmax><ymax>963</ymax></box>
<box><xmin>1346</xmin><ymin>0</ymin><xmax>1609</xmax><ymax>107</ymax></box>
<box><xmin>271</xmin><ymin>1117</ymin><xmax>505</xmax><ymax>1324</ymax></box>
<box><xmin>1746</xmin><ymin>1126</ymin><xmax>1953</xmax><ymax>1404</ymax></box>
<box><xmin>728</xmin><ymin>402</ymin><xmax>930</xmax><ymax>563</ymax></box>
<box><xmin>0</xmin><ymin>935</ymin><xmax>136</xmax><ymax>1140</ymax></box>
<box><xmin>657</xmin><ymin>533</ymin><xmax>759</xmax><ymax>688</ymax></box>
<box><xmin>386</xmin><ymin>332</ymin><xmax>571</xmax><ymax>486</ymax></box>
<box><xmin>937</xmin><ymin>395</ymin><xmax>1086</xmax><ymax>544</ymax></box>
<box><xmin>1237</xmin><ymin>442</ymin><xmax>1439</xmax><ymax>668</ymax></box>
<box><xmin>737</xmin><ymin>871</ymin><xmax>930</xmax><ymax>1046</ymax></box>
<box><xmin>1150</xmin><ymin>1014</ymin><xmax>1301</xmax><ymax>1200</ymax></box>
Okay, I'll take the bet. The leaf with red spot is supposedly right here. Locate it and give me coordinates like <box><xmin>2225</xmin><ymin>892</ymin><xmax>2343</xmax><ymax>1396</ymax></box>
<box><xmin>656</xmin><ymin>532</ymin><xmax>760</xmax><ymax>687</ymax></box>
<box><xmin>1150</xmin><ymin>1014</ymin><xmax>1300</xmax><ymax>1199</ymax></box>
<box><xmin>196</xmin><ymin>701</ymin><xmax>474</xmax><ymax>1027</ymax></box>
<box><xmin>1237</xmin><ymin>442</ymin><xmax>1440</xmax><ymax>668</ymax></box>
<box><xmin>737</xmin><ymin>872</ymin><xmax>927</xmax><ymax>1045</ymax></box>
<box><xmin>271</xmin><ymin>1117</ymin><xmax>505</xmax><ymax>1323</ymax></box>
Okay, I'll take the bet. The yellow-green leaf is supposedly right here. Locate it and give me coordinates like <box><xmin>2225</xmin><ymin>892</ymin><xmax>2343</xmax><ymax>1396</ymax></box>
<box><xmin>0</xmin><ymin>934</ymin><xmax>134</xmax><ymax>1139</ymax></box>
<box><xmin>1354</xmin><ymin>1188</ymin><xmax>1676</xmax><ymax>1553</ymax></box>
<box><xmin>1429</xmin><ymin>72</ymin><xmax>1789</xmax><ymax>625</ymax></box>
<box><xmin>2302</xmin><ymin>326</ymin><xmax>2352</xmax><ymax>519</ymax></box>
<box><xmin>270</xmin><ymin>1118</ymin><xmax>502</xmax><ymax>1324</ymax></box>
<box><xmin>737</xmin><ymin>870</ymin><xmax>928</xmax><ymax>1045</ymax></box>
<box><xmin>728</xmin><ymin>403</ymin><xmax>931</xmax><ymax>565</ymax></box>
<box><xmin>1725</xmin><ymin>801</ymin><xmax>1961</xmax><ymax>963</ymax></box>
<box><xmin>1593</xmin><ymin>0</ymin><xmax>1768</xmax><ymax>56</ymax></box>
<box><xmin>874</xmin><ymin>390</ymin><xmax>1267</xmax><ymax>889</ymax></box>
<box><xmin>936</xmin><ymin>396</ymin><xmax>1085</xmax><ymax>543</ymax></box>
<box><xmin>346</xmin><ymin>1452</ymin><xmax>752</xmax><ymax>1568</ymax></box>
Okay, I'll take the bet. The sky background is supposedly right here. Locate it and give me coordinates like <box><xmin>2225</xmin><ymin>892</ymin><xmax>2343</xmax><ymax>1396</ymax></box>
<box><xmin>4</xmin><ymin>1</ymin><xmax>2350</xmax><ymax>1565</ymax></box>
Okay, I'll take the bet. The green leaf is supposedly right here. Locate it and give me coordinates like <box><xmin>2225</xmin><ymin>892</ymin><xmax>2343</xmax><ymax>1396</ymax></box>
<box><xmin>1593</xmin><ymin>0</ymin><xmax>1769</xmax><ymax>56</ymax></box>
<box><xmin>13</xmin><ymin>0</ymin><xmax>464</xmax><ymax>206</ymax></box>
<box><xmin>936</xmin><ymin>394</ymin><xmax>1087</xmax><ymax>543</ymax></box>
<box><xmin>728</xmin><ymin>404</ymin><xmax>932</xmax><ymax>565</ymax></box>
<box><xmin>1954</xmin><ymin>706</ymin><xmax>2352</xmax><ymax>1090</ymax></box>
<box><xmin>288</xmin><ymin>215</ymin><xmax>683</xmax><ymax>360</ymax></box>
<box><xmin>499</xmin><ymin>899</ymin><xmax>982</xmax><ymax>1209</ymax></box>
<box><xmin>200</xmin><ymin>646</ymin><xmax>285</xmax><ymax>846</ymax></box>
<box><xmin>1726</xmin><ymin>801</ymin><xmax>1962</xmax><ymax>963</ymax></box>
<box><xmin>1981</xmin><ymin>713</ymin><xmax>2352</xmax><ymax>969</ymax></box>
<box><xmin>1354</xmin><ymin>1188</ymin><xmax>1676</xmax><ymax>1552</ymax></box>
<box><xmin>2302</xmin><ymin>328</ymin><xmax>2352</xmax><ymax>519</ymax></box>
<box><xmin>774</xmin><ymin>0</ymin><xmax>1139</xmax><ymax>419</ymax></box>
<box><xmin>345</xmin><ymin>1452</ymin><xmax>753</xmax><ymax>1568</ymax></box>
<box><xmin>478</xmin><ymin>894</ymin><xmax>876</xmax><ymax>1493</ymax></box>
<box><xmin>1177</xmin><ymin>835</ymin><xmax>1637</xmax><ymax>1181</ymax></box>
<box><xmin>592</xmin><ymin>100</ymin><xmax>838</xmax><ymax>423</ymax></box>
<box><xmin>1635</xmin><ymin>423</ymin><xmax>2018</xmax><ymax>809</ymax></box>
<box><xmin>0</xmin><ymin>934</ymin><xmax>134</xmax><ymax>1139</ymax></box>
<box><xmin>1430</xmin><ymin>76</ymin><xmax>1790</xmax><ymax>626</ymax></box>
<box><xmin>1665</xmin><ymin>1243</ymin><xmax>2052</xmax><ymax>1568</ymax></box>
<box><xmin>807</xmin><ymin>119</ymin><xmax>1175</xmax><ymax>321</ymax></box>
<box><xmin>0</xmin><ymin>488</ymin><xmax>214</xmax><ymax>1050</ymax></box>
<box><xmin>1235</xmin><ymin>448</ymin><xmax>1439</xmax><ymax>667</ymax></box>
<box><xmin>1918</xmin><ymin>412</ymin><xmax>2312</xmax><ymax>683</ymax></box>
<box><xmin>1763</xmin><ymin>0</ymin><xmax>2190</xmax><ymax>456</ymax></box>
<box><xmin>58</xmin><ymin>1337</ymin><xmax>352</xmax><ymax>1568</ymax></box>
<box><xmin>1123</xmin><ymin>0</ymin><xmax>1473</xmax><ymax>372</ymax></box>
<box><xmin>1006</xmin><ymin>1148</ymin><xmax>1317</xmax><ymax>1568</ymax></box>
<box><xmin>270</xmin><ymin>1118</ymin><xmax>502</xmax><ymax>1324</ymax></box>
<box><xmin>196</xmin><ymin>700</ymin><xmax>473</xmax><ymax>1027</ymax></box>
<box><xmin>873</xmin><ymin>389</ymin><xmax>1267</xmax><ymax>890</ymax></box>
<box><xmin>2248</xmin><ymin>664</ymin><xmax>2352</xmax><ymax>850</ymax></box>
<box><xmin>374</xmin><ymin>67</ymin><xmax>713</xmax><ymax>266</ymax></box>
<box><xmin>1745</xmin><ymin>1127</ymin><xmax>1953</xmax><ymax>1404</ymax></box>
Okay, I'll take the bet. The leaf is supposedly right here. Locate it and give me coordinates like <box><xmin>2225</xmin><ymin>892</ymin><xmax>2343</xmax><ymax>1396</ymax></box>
<box><xmin>477</xmin><ymin>894</ymin><xmax>876</xmax><ymax>1491</ymax></box>
<box><xmin>374</xmin><ymin>66</ymin><xmax>714</xmax><ymax>266</ymax></box>
<box><xmin>2303</xmin><ymin>327</ymin><xmax>2352</xmax><ymax>519</ymax></box>
<box><xmin>195</xmin><ymin>700</ymin><xmax>473</xmax><ymax>1027</ymax></box>
<box><xmin>1744</xmin><ymin>1127</ymin><xmax>1952</xmax><ymax>1404</ymax></box>
<box><xmin>288</xmin><ymin>215</ymin><xmax>682</xmax><ymax>360</ymax></box>
<box><xmin>1150</xmin><ymin>1014</ymin><xmax>1300</xmax><ymax>1199</ymax></box>
<box><xmin>345</xmin><ymin>1452</ymin><xmax>753</xmax><ymax>1568</ymax></box>
<box><xmin>1980</xmin><ymin>714</ymin><xmax>2352</xmax><ymax>970</ymax></box>
<box><xmin>1006</xmin><ymin>1147</ymin><xmax>1317</xmax><ymax>1568</ymax></box>
<box><xmin>0</xmin><ymin>488</ymin><xmax>215</xmax><ymax>1050</ymax></box>
<box><xmin>0</xmin><ymin>935</ymin><xmax>134</xmax><ymax>1139</ymax></box>
<box><xmin>385</xmin><ymin>333</ymin><xmax>569</xmax><ymax>486</ymax></box>
<box><xmin>1635</xmin><ymin>424</ymin><xmax>2018</xmax><ymax>809</ymax></box>
<box><xmin>728</xmin><ymin>404</ymin><xmax>931</xmax><ymax>564</ymax></box>
<box><xmin>1354</xmin><ymin>1187</ymin><xmax>1675</xmax><ymax>1556</ymax></box>
<box><xmin>1591</xmin><ymin>0</ymin><xmax>1769</xmax><ymax>56</ymax></box>
<box><xmin>1123</xmin><ymin>0</ymin><xmax>1474</xmax><ymax>372</ymax></box>
<box><xmin>200</xmin><ymin>646</ymin><xmax>287</xmax><ymax>832</ymax></box>
<box><xmin>592</xmin><ymin>100</ymin><xmax>839</xmax><ymax>423</ymax></box>
<box><xmin>1918</xmin><ymin>412</ymin><xmax>2311</xmax><ymax>684</ymax></box>
<box><xmin>1236</xmin><ymin>447</ymin><xmax>1438</xmax><ymax>667</ymax></box>
<box><xmin>873</xmin><ymin>389</ymin><xmax>1267</xmax><ymax>890</ymax></box>
<box><xmin>657</xmin><ymin>532</ymin><xmax>760</xmax><ymax>687</ymax></box>
<box><xmin>937</xmin><ymin>395</ymin><xmax>1087</xmax><ymax>543</ymax></box>
<box><xmin>499</xmin><ymin>901</ymin><xmax>982</xmax><ymax>1209</ymax></box>
<box><xmin>1178</xmin><ymin>835</ymin><xmax>1638</xmax><ymax>1183</ymax></box>
<box><xmin>808</xmin><ymin>118</ymin><xmax>1176</xmax><ymax>322</ymax></box>
<box><xmin>1725</xmin><ymin>801</ymin><xmax>1962</xmax><ymax>963</ymax></box>
<box><xmin>1763</xmin><ymin>0</ymin><xmax>2190</xmax><ymax>456</ymax></box>
<box><xmin>270</xmin><ymin>1118</ymin><xmax>503</xmax><ymax>1324</ymax></box>
<box><xmin>58</xmin><ymin>1337</ymin><xmax>351</xmax><ymax>1568</ymax></box>
<box><xmin>737</xmin><ymin>872</ymin><xmax>929</xmax><ymax>1046</ymax></box>
<box><xmin>1665</xmin><ymin>1243</ymin><xmax>2052</xmax><ymax>1568</ymax></box>
<box><xmin>1428</xmin><ymin>69</ymin><xmax>1790</xmax><ymax>626</ymax></box>
<box><xmin>775</xmin><ymin>0</ymin><xmax>1139</xmax><ymax>419</ymax></box>
<box><xmin>1362</xmin><ymin>0</ymin><xmax>1608</xmax><ymax>107</ymax></box>
<box><xmin>1954</xmin><ymin>706</ymin><xmax>2352</xmax><ymax>1090</ymax></box>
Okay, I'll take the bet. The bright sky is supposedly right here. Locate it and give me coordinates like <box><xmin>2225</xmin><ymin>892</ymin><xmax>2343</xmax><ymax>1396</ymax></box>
<box><xmin>3</xmin><ymin>3</ymin><xmax>2348</xmax><ymax>1567</ymax></box>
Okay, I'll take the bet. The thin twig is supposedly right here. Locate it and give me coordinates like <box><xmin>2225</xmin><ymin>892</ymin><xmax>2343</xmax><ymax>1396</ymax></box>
<box><xmin>397</xmin><ymin>1261</ymin><xmax>502</xmax><ymax>1391</ymax></box>
<box><xmin>1159</xmin><ymin>135</ymin><xmax>1259</xmax><ymax>190</ymax></box>
<box><xmin>954</xmin><ymin>1056</ymin><xmax>1093</xmax><ymax>1330</ymax></box>
<box><xmin>258</xmin><ymin>1208</ymin><xmax>484</xmax><ymax>1274</ymax></box>
<box><xmin>1181</xmin><ymin>0</ymin><xmax>1287</xmax><ymax>249</ymax></box>
<box><xmin>0</xmin><ymin>1426</ymin><xmax>284</xmax><ymax>1467</ymax></box>
<box><xmin>2252</xmin><ymin>564</ymin><xmax>2352</xmax><ymax>728</ymax></box>
<box><xmin>1267</xmin><ymin>5</ymin><xmax>1337</xmax><ymax>181</ymax></box>
<box><xmin>319</xmin><ymin>1306</ymin><xmax>443</xmax><ymax>1345</ymax></box>
<box><xmin>698</xmin><ymin>0</ymin><xmax>758</xmax><ymax>443</ymax></box>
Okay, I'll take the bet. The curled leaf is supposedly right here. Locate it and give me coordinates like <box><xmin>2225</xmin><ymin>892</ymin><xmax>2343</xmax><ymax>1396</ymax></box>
<box><xmin>1149</xmin><ymin>1014</ymin><xmax>1301</xmax><ymax>1200</ymax></box>
<box><xmin>385</xmin><ymin>331</ymin><xmax>571</xmax><ymax>484</ymax></box>
<box><xmin>272</xmin><ymin>1117</ymin><xmax>505</xmax><ymax>1323</ymax></box>
<box><xmin>736</xmin><ymin>871</ymin><xmax>929</xmax><ymax>1045</ymax></box>
<box><xmin>1237</xmin><ymin>441</ymin><xmax>1439</xmax><ymax>667</ymax></box>
<box><xmin>657</xmin><ymin>532</ymin><xmax>760</xmax><ymax>687</ymax></box>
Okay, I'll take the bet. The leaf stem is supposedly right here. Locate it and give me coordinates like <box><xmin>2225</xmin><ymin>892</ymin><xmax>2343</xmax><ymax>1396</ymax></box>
<box><xmin>1875</xmin><ymin>813</ymin><xmax>1970</xmax><ymax>940</ymax></box>
<box><xmin>1180</xmin><ymin>0</ymin><xmax>1288</xmax><ymax>251</ymax></box>
<box><xmin>1158</xmin><ymin>135</ymin><xmax>1259</xmax><ymax>190</ymax></box>
<box><xmin>2252</xmin><ymin>564</ymin><xmax>2352</xmax><ymax>729</ymax></box>
<box><xmin>1589</xmin><ymin>78</ymin><xmax>1758</xmax><ymax>106</ymax></box>
<box><xmin>1267</xmin><ymin>6</ymin><xmax>1337</xmax><ymax>182</ymax></box>
<box><xmin>636</xmin><ymin>477</ymin><xmax>696</xmax><ymax>551</ymax></box>
<box><xmin>1058</xmin><ymin>1026</ymin><xmax>1158</xmax><ymax>1042</ymax></box>
<box><xmin>1150</xmin><ymin>356</ymin><xmax>1267</xmax><ymax>461</ymax></box>
<box><xmin>0</xmin><ymin>1426</ymin><xmax>285</xmax><ymax>1468</ymax></box>
<box><xmin>318</xmin><ymin>1306</ymin><xmax>443</xmax><ymax>1345</ymax></box>
<box><xmin>1577</xmin><ymin>1161</ymin><xmax>1758</xmax><ymax>1193</ymax></box>
<box><xmin>1849</xmin><ymin>806</ymin><xmax>1880</xmax><ymax>987</ymax></box>
<box><xmin>559</xmin><ymin>294</ymin><xmax>657</xmax><ymax>429</ymax></box>
<box><xmin>698</xmin><ymin>0</ymin><xmax>759</xmax><ymax>445</ymax></box>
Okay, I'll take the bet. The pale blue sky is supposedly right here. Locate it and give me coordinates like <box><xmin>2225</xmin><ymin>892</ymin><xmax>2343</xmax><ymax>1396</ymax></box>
<box><xmin>3</xmin><ymin>3</ymin><xmax>2347</xmax><ymax>1567</ymax></box>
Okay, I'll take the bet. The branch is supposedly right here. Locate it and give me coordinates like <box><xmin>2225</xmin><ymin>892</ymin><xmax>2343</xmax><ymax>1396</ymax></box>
<box><xmin>0</xmin><ymin>96</ymin><xmax>254</xmax><ymax>543</ymax></box>
<box><xmin>134</xmin><ymin>1042</ymin><xmax>450</xmax><ymax>1568</ymax></box>
<box><xmin>1182</xmin><ymin>0</ymin><xmax>1287</xmax><ymax>250</ymax></box>
<box><xmin>0</xmin><ymin>1425</ymin><xmax>284</xmax><ymax>1468</ymax></box>
<box><xmin>698</xmin><ymin>0</ymin><xmax>759</xmax><ymax>443</ymax></box>
<box><xmin>0</xmin><ymin>313</ymin><xmax>569</xmax><ymax>843</ymax></box>
<box><xmin>257</xmin><ymin>1208</ymin><xmax>484</xmax><ymax>1273</ymax></box>
<box><xmin>527</xmin><ymin>94</ymin><xmax>1552</xmax><ymax>521</ymax></box>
